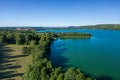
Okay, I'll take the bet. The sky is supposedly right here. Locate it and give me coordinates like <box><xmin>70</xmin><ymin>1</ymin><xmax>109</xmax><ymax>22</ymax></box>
<box><xmin>0</xmin><ymin>0</ymin><xmax>120</xmax><ymax>27</ymax></box>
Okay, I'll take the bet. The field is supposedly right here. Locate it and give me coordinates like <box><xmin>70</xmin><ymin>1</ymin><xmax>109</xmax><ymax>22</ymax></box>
<box><xmin>0</xmin><ymin>44</ymin><xmax>32</xmax><ymax>80</ymax></box>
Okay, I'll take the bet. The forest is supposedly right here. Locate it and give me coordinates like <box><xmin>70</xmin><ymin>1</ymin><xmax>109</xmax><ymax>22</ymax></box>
<box><xmin>0</xmin><ymin>30</ymin><xmax>94</xmax><ymax>80</ymax></box>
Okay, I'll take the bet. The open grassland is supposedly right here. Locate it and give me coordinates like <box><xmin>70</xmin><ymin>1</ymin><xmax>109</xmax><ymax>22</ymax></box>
<box><xmin>0</xmin><ymin>44</ymin><xmax>32</xmax><ymax>80</ymax></box>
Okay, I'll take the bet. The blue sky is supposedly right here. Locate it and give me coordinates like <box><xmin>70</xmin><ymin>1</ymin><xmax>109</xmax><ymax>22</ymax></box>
<box><xmin>0</xmin><ymin>0</ymin><xmax>120</xmax><ymax>26</ymax></box>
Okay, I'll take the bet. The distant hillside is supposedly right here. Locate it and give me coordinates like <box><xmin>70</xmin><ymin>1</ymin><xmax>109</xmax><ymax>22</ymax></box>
<box><xmin>0</xmin><ymin>24</ymin><xmax>120</xmax><ymax>30</ymax></box>
<box><xmin>68</xmin><ymin>24</ymin><xmax>120</xmax><ymax>30</ymax></box>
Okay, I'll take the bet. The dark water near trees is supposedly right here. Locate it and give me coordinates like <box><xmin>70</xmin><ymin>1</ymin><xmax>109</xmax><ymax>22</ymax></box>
<box><xmin>38</xmin><ymin>29</ymin><xmax>120</xmax><ymax>80</ymax></box>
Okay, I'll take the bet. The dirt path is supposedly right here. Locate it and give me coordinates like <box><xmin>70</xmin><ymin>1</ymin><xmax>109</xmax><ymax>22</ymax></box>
<box><xmin>0</xmin><ymin>45</ymin><xmax>32</xmax><ymax>80</ymax></box>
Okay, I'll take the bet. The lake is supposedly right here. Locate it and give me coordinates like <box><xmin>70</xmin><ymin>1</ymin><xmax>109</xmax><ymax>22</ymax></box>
<box><xmin>38</xmin><ymin>29</ymin><xmax>120</xmax><ymax>80</ymax></box>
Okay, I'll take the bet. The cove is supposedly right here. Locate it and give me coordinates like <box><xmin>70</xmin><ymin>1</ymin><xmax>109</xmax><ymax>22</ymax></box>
<box><xmin>38</xmin><ymin>29</ymin><xmax>120</xmax><ymax>80</ymax></box>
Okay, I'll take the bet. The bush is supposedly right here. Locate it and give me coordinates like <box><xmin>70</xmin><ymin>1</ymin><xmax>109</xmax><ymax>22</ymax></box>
<box><xmin>22</xmin><ymin>47</ymin><xmax>31</xmax><ymax>55</ymax></box>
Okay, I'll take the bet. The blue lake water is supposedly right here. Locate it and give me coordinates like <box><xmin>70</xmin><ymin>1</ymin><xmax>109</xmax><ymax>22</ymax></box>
<box><xmin>38</xmin><ymin>29</ymin><xmax>120</xmax><ymax>80</ymax></box>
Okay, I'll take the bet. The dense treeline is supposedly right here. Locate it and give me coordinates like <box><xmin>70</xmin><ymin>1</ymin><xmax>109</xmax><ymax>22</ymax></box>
<box><xmin>0</xmin><ymin>31</ymin><xmax>41</xmax><ymax>45</ymax></box>
<box><xmin>58</xmin><ymin>32</ymin><xmax>91</xmax><ymax>39</ymax></box>
<box><xmin>0</xmin><ymin>31</ymin><xmax>91</xmax><ymax>44</ymax></box>
<box><xmin>0</xmin><ymin>31</ymin><xmax>93</xmax><ymax>80</ymax></box>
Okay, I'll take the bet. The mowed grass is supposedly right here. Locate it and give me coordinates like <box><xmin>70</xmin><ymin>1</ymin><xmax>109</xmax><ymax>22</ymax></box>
<box><xmin>0</xmin><ymin>44</ymin><xmax>32</xmax><ymax>80</ymax></box>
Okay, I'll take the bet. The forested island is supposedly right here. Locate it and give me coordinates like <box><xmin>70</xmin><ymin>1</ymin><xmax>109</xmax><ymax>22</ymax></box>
<box><xmin>58</xmin><ymin>32</ymin><xmax>91</xmax><ymax>39</ymax></box>
<box><xmin>0</xmin><ymin>30</ymin><xmax>93</xmax><ymax>80</ymax></box>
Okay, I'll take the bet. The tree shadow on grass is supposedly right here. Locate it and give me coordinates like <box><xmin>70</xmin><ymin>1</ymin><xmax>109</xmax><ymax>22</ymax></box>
<box><xmin>0</xmin><ymin>71</ymin><xmax>24</xmax><ymax>79</ymax></box>
<box><xmin>0</xmin><ymin>46</ymin><xmax>14</xmax><ymax>63</ymax></box>
<box><xmin>0</xmin><ymin>71</ymin><xmax>15</xmax><ymax>79</ymax></box>
<box><xmin>0</xmin><ymin>45</ymin><xmax>25</xmax><ymax>80</ymax></box>
<box><xmin>1</xmin><ymin>60</ymin><xmax>17</xmax><ymax>65</ymax></box>
<box><xmin>3</xmin><ymin>54</ymin><xmax>28</xmax><ymax>60</ymax></box>
<box><xmin>1</xmin><ymin>65</ymin><xmax>21</xmax><ymax>71</ymax></box>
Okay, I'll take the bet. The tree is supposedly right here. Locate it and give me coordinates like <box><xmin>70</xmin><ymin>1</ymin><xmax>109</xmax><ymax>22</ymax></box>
<box><xmin>22</xmin><ymin>47</ymin><xmax>31</xmax><ymax>55</ymax></box>
<box><xmin>16</xmin><ymin>33</ymin><xmax>22</xmax><ymax>45</ymax></box>
<box><xmin>41</xmin><ymin>67</ymin><xmax>49</xmax><ymax>80</ymax></box>
<box><xmin>29</xmin><ymin>40</ymin><xmax>36</xmax><ymax>47</ymax></box>
<box><xmin>0</xmin><ymin>33</ymin><xmax>6</xmax><ymax>44</ymax></box>
<box><xmin>0</xmin><ymin>35</ymin><xmax>5</xmax><ymax>44</ymax></box>
<box><xmin>16</xmin><ymin>33</ymin><xmax>26</xmax><ymax>45</ymax></box>
<box><xmin>57</xmin><ymin>73</ymin><xmax>64</xmax><ymax>80</ymax></box>
<box><xmin>64</xmin><ymin>68</ymin><xmax>77</xmax><ymax>80</ymax></box>
<box><xmin>25</xmin><ymin>34</ymin><xmax>30</xmax><ymax>45</ymax></box>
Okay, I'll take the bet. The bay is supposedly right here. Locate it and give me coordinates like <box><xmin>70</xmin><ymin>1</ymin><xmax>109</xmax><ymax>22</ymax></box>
<box><xmin>38</xmin><ymin>29</ymin><xmax>120</xmax><ymax>80</ymax></box>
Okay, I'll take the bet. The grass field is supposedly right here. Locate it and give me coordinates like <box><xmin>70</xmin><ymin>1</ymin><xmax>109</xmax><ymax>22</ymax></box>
<box><xmin>0</xmin><ymin>44</ymin><xmax>32</xmax><ymax>80</ymax></box>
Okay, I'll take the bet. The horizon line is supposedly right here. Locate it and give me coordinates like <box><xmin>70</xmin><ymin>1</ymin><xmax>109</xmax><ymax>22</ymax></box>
<box><xmin>0</xmin><ymin>23</ymin><xmax>120</xmax><ymax>27</ymax></box>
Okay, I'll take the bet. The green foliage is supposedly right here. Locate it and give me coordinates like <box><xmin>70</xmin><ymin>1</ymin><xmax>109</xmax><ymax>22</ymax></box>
<box><xmin>64</xmin><ymin>68</ymin><xmax>77</xmax><ymax>80</ymax></box>
<box><xmin>29</xmin><ymin>40</ymin><xmax>36</xmax><ymax>47</ymax></box>
<box><xmin>0</xmin><ymin>32</ymin><xmax>15</xmax><ymax>44</ymax></box>
<box><xmin>58</xmin><ymin>32</ymin><xmax>91</xmax><ymax>39</ymax></box>
<box><xmin>16</xmin><ymin>33</ymin><xmax>24</xmax><ymax>45</ymax></box>
<box><xmin>0</xmin><ymin>31</ymin><xmax>41</xmax><ymax>45</ymax></box>
<box><xmin>0</xmin><ymin>35</ymin><xmax>5</xmax><ymax>43</ymax></box>
<box><xmin>22</xmin><ymin>47</ymin><xmax>31</xmax><ymax>55</ymax></box>
<box><xmin>57</xmin><ymin>73</ymin><xmax>64</xmax><ymax>80</ymax></box>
